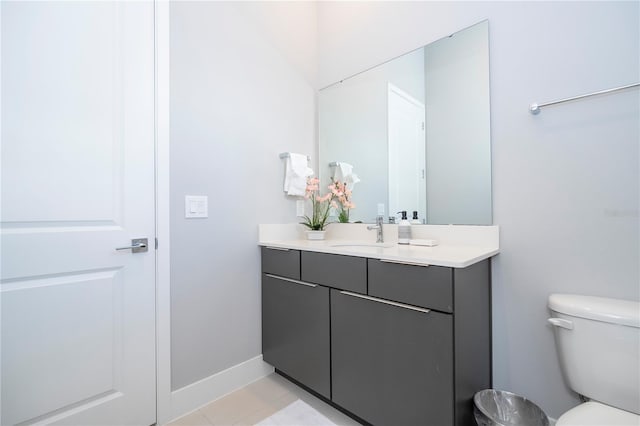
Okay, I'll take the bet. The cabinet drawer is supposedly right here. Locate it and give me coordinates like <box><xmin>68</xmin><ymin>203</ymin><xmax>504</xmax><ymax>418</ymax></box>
<box><xmin>261</xmin><ymin>247</ymin><xmax>300</xmax><ymax>280</ymax></box>
<box><xmin>301</xmin><ymin>251</ymin><xmax>366</xmax><ymax>293</ymax></box>
<box><xmin>368</xmin><ymin>259</ymin><xmax>453</xmax><ymax>312</ymax></box>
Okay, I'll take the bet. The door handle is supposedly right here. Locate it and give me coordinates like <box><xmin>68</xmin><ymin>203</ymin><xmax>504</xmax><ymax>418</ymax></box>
<box><xmin>116</xmin><ymin>238</ymin><xmax>148</xmax><ymax>253</ymax></box>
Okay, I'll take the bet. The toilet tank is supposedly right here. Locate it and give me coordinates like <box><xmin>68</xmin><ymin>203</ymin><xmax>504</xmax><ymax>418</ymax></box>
<box><xmin>548</xmin><ymin>294</ymin><xmax>640</xmax><ymax>415</ymax></box>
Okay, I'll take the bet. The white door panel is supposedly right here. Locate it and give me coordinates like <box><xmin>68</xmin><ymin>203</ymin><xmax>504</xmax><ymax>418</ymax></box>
<box><xmin>1</xmin><ymin>2</ymin><xmax>156</xmax><ymax>425</ymax></box>
<box><xmin>2</xmin><ymin>1</ymin><xmax>121</xmax><ymax>223</ymax></box>
<box><xmin>2</xmin><ymin>271</ymin><xmax>121</xmax><ymax>424</ymax></box>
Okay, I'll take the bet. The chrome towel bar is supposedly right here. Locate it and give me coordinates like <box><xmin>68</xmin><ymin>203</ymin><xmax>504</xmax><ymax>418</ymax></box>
<box><xmin>530</xmin><ymin>82</ymin><xmax>639</xmax><ymax>114</ymax></box>
<box><xmin>279</xmin><ymin>152</ymin><xmax>310</xmax><ymax>161</ymax></box>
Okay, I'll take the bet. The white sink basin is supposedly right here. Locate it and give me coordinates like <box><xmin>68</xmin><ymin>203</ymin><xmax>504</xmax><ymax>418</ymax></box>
<box><xmin>329</xmin><ymin>242</ymin><xmax>395</xmax><ymax>248</ymax></box>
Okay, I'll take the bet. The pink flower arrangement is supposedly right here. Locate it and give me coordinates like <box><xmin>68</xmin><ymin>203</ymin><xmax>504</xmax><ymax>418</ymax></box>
<box><xmin>301</xmin><ymin>177</ymin><xmax>334</xmax><ymax>231</ymax></box>
<box><xmin>329</xmin><ymin>179</ymin><xmax>356</xmax><ymax>223</ymax></box>
<box><xmin>300</xmin><ymin>177</ymin><xmax>358</xmax><ymax>230</ymax></box>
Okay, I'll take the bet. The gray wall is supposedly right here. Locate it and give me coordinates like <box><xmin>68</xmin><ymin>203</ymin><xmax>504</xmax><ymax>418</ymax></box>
<box><xmin>170</xmin><ymin>1</ymin><xmax>316</xmax><ymax>390</ymax></box>
<box><xmin>318</xmin><ymin>1</ymin><xmax>639</xmax><ymax>419</ymax></box>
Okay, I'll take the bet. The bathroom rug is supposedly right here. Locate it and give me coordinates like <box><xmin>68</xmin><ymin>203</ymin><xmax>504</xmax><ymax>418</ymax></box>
<box><xmin>255</xmin><ymin>399</ymin><xmax>337</xmax><ymax>426</ymax></box>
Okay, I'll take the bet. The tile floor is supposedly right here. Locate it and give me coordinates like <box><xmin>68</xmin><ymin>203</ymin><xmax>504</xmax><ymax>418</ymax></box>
<box><xmin>167</xmin><ymin>373</ymin><xmax>362</xmax><ymax>426</ymax></box>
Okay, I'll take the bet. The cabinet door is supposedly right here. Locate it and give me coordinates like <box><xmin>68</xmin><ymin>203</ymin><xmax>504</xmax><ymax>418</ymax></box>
<box><xmin>331</xmin><ymin>289</ymin><xmax>454</xmax><ymax>426</ymax></box>
<box><xmin>262</xmin><ymin>274</ymin><xmax>330</xmax><ymax>398</ymax></box>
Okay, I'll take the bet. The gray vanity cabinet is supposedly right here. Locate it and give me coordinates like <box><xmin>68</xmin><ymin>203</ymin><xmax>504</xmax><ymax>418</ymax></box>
<box><xmin>331</xmin><ymin>289</ymin><xmax>454</xmax><ymax>426</ymax></box>
<box><xmin>261</xmin><ymin>248</ymin><xmax>331</xmax><ymax>399</ymax></box>
<box><xmin>261</xmin><ymin>246</ymin><xmax>491</xmax><ymax>426</ymax></box>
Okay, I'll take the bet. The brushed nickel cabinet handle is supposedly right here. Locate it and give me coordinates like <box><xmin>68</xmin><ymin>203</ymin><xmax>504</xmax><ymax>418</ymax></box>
<box><xmin>379</xmin><ymin>259</ymin><xmax>430</xmax><ymax>267</ymax></box>
<box><xmin>340</xmin><ymin>291</ymin><xmax>430</xmax><ymax>314</ymax></box>
<box><xmin>265</xmin><ymin>274</ymin><xmax>317</xmax><ymax>288</ymax></box>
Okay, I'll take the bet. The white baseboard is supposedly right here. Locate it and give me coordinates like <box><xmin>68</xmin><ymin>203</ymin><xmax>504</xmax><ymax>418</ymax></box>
<box><xmin>167</xmin><ymin>355</ymin><xmax>274</xmax><ymax>423</ymax></box>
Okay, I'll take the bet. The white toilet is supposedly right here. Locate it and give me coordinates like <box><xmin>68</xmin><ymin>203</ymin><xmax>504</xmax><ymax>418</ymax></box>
<box><xmin>548</xmin><ymin>294</ymin><xmax>640</xmax><ymax>426</ymax></box>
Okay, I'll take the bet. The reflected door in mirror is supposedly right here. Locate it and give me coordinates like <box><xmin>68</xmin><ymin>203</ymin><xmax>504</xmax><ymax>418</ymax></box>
<box><xmin>388</xmin><ymin>84</ymin><xmax>426</xmax><ymax>220</ymax></box>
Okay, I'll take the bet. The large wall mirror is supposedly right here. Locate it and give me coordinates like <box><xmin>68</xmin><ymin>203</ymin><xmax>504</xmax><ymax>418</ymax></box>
<box><xmin>319</xmin><ymin>20</ymin><xmax>492</xmax><ymax>225</ymax></box>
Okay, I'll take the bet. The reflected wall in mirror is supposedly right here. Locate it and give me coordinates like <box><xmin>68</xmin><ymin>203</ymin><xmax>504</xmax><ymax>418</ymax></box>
<box><xmin>319</xmin><ymin>20</ymin><xmax>491</xmax><ymax>225</ymax></box>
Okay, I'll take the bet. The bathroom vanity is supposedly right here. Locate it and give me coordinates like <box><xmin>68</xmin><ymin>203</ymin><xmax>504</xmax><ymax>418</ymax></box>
<box><xmin>264</xmin><ymin>18</ymin><xmax>496</xmax><ymax>424</ymax></box>
<box><xmin>259</xmin><ymin>224</ymin><xmax>498</xmax><ymax>426</ymax></box>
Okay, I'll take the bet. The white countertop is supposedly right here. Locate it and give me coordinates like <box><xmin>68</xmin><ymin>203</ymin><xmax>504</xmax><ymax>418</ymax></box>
<box><xmin>259</xmin><ymin>223</ymin><xmax>499</xmax><ymax>268</ymax></box>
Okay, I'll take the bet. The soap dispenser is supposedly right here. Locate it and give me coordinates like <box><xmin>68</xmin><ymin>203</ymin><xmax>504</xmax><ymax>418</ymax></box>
<box><xmin>397</xmin><ymin>211</ymin><xmax>411</xmax><ymax>245</ymax></box>
<box><xmin>411</xmin><ymin>211</ymin><xmax>421</xmax><ymax>225</ymax></box>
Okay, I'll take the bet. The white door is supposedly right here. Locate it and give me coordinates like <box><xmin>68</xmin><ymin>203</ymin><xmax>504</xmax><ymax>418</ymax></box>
<box><xmin>1</xmin><ymin>2</ymin><xmax>156</xmax><ymax>425</ymax></box>
<box><xmin>388</xmin><ymin>84</ymin><xmax>426</xmax><ymax>221</ymax></box>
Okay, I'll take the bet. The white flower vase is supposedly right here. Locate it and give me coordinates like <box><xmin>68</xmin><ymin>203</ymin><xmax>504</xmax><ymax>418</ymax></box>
<box><xmin>306</xmin><ymin>230</ymin><xmax>326</xmax><ymax>241</ymax></box>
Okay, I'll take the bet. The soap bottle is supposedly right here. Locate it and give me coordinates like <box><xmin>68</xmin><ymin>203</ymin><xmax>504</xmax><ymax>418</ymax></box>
<box><xmin>397</xmin><ymin>211</ymin><xmax>411</xmax><ymax>245</ymax></box>
<box><xmin>411</xmin><ymin>211</ymin><xmax>421</xmax><ymax>225</ymax></box>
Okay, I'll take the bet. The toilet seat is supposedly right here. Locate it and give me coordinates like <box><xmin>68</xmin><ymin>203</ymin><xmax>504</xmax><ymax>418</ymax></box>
<box><xmin>557</xmin><ymin>401</ymin><xmax>640</xmax><ymax>426</ymax></box>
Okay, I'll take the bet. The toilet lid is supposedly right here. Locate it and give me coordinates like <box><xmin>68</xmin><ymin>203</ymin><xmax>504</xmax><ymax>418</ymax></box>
<box><xmin>557</xmin><ymin>402</ymin><xmax>640</xmax><ymax>426</ymax></box>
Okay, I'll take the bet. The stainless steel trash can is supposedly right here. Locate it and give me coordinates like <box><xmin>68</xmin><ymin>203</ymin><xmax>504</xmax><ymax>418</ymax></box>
<box><xmin>474</xmin><ymin>389</ymin><xmax>550</xmax><ymax>426</ymax></box>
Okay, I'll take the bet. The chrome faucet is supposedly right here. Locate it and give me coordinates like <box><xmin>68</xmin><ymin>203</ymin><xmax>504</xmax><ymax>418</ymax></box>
<box><xmin>367</xmin><ymin>215</ymin><xmax>384</xmax><ymax>243</ymax></box>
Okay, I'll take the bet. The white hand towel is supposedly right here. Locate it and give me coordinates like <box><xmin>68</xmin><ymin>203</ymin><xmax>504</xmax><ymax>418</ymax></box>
<box><xmin>334</xmin><ymin>162</ymin><xmax>361</xmax><ymax>191</ymax></box>
<box><xmin>283</xmin><ymin>153</ymin><xmax>313</xmax><ymax>196</ymax></box>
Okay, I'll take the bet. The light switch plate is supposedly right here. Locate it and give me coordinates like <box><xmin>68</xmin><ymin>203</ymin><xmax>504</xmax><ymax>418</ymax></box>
<box><xmin>296</xmin><ymin>200</ymin><xmax>305</xmax><ymax>217</ymax></box>
<box><xmin>185</xmin><ymin>195</ymin><xmax>208</xmax><ymax>218</ymax></box>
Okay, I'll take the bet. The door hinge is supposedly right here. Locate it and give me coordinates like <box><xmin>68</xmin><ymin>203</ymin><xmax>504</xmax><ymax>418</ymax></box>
<box><xmin>421</xmin><ymin>121</ymin><xmax>425</xmax><ymax>130</ymax></box>
<box><xmin>155</xmin><ymin>238</ymin><xmax>158</xmax><ymax>250</ymax></box>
